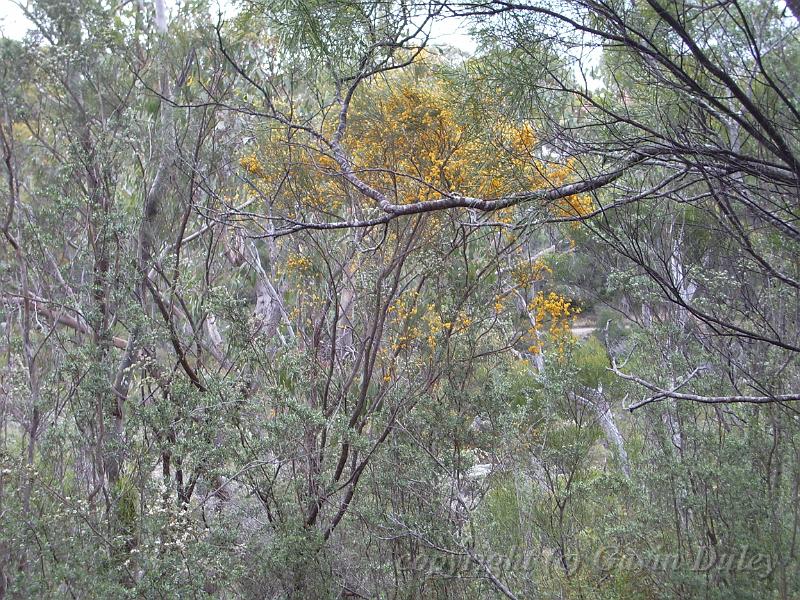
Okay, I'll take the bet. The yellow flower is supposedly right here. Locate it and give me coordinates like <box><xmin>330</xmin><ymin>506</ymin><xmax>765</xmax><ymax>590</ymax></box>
<box><xmin>239</xmin><ymin>154</ymin><xmax>264</xmax><ymax>177</ymax></box>
<box><xmin>286</xmin><ymin>253</ymin><xmax>313</xmax><ymax>274</ymax></box>
<box><xmin>527</xmin><ymin>291</ymin><xmax>581</xmax><ymax>357</ymax></box>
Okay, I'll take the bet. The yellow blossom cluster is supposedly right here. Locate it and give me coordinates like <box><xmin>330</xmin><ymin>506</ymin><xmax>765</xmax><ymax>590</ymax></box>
<box><xmin>453</xmin><ymin>311</ymin><xmax>473</xmax><ymax>332</ymax></box>
<box><xmin>347</xmin><ymin>77</ymin><xmax>579</xmax><ymax>213</ymax></box>
<box><xmin>239</xmin><ymin>154</ymin><xmax>264</xmax><ymax>177</ymax></box>
<box><xmin>316</xmin><ymin>154</ymin><xmax>338</xmax><ymax>171</ymax></box>
<box><xmin>302</xmin><ymin>179</ymin><xmax>344</xmax><ymax>212</ymax></box>
<box><xmin>286</xmin><ymin>253</ymin><xmax>313</xmax><ymax>275</ymax></box>
<box><xmin>391</xmin><ymin>331</ymin><xmax>420</xmax><ymax>352</ymax></box>
<box><xmin>236</xmin><ymin>63</ymin><xmax>591</xmax><ymax>229</ymax></box>
<box><xmin>512</xmin><ymin>258</ymin><xmax>553</xmax><ymax>288</ymax></box>
<box><xmin>239</xmin><ymin>143</ymin><xmax>348</xmax><ymax>214</ymax></box>
<box><xmin>509</xmin><ymin>122</ymin><xmax>536</xmax><ymax>153</ymax></box>
<box><xmin>349</xmin><ymin>83</ymin><xmax>478</xmax><ymax>205</ymax></box>
<box><xmin>237</xmin><ymin>145</ymin><xmax>287</xmax><ymax>208</ymax></box>
<box><xmin>388</xmin><ymin>292</ymin><xmax>421</xmax><ymax>352</ymax></box>
<box><xmin>387</xmin><ymin>291</ymin><xmax>419</xmax><ymax>322</ymax></box>
<box><xmin>494</xmin><ymin>294</ymin><xmax>506</xmax><ymax>312</ymax></box>
<box><xmin>422</xmin><ymin>306</ymin><xmax>451</xmax><ymax>349</ymax></box>
<box><xmin>495</xmin><ymin>208</ymin><xmax>516</xmax><ymax>224</ymax></box>
<box><xmin>553</xmin><ymin>193</ymin><xmax>595</xmax><ymax>221</ymax></box>
<box><xmin>386</xmin><ymin>292</ymin><xmax>477</xmax><ymax>353</ymax></box>
<box><xmin>491</xmin><ymin>258</ymin><xmax>553</xmax><ymax>315</ymax></box>
<box><xmin>527</xmin><ymin>292</ymin><xmax>580</xmax><ymax>355</ymax></box>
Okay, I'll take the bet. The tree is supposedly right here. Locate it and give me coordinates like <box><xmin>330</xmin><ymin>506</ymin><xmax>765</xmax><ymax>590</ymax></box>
<box><xmin>211</xmin><ymin>0</ymin><xmax>799</xmax><ymax>408</ymax></box>
<box><xmin>1</xmin><ymin>0</ymin><xmax>798</xmax><ymax>597</ymax></box>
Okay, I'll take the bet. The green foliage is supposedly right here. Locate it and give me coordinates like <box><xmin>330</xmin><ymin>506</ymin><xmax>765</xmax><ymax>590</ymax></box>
<box><xmin>0</xmin><ymin>0</ymin><xmax>798</xmax><ymax>598</ymax></box>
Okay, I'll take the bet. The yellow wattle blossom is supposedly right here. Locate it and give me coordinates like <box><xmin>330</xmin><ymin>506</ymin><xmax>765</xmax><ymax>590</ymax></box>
<box><xmin>512</xmin><ymin>258</ymin><xmax>553</xmax><ymax>288</ymax></box>
<box><xmin>387</xmin><ymin>291</ymin><xmax>420</xmax><ymax>322</ymax></box>
<box><xmin>347</xmin><ymin>78</ymin><xmax>576</xmax><ymax>211</ymax></box>
<box><xmin>553</xmin><ymin>193</ymin><xmax>595</xmax><ymax>223</ymax></box>
<box><xmin>494</xmin><ymin>294</ymin><xmax>506</xmax><ymax>312</ymax></box>
<box><xmin>527</xmin><ymin>291</ymin><xmax>581</xmax><ymax>356</ymax></box>
<box><xmin>509</xmin><ymin>121</ymin><xmax>536</xmax><ymax>153</ymax></box>
<box><xmin>391</xmin><ymin>328</ymin><xmax>422</xmax><ymax>352</ymax></box>
<box><xmin>454</xmin><ymin>311</ymin><xmax>473</xmax><ymax>332</ymax></box>
<box><xmin>239</xmin><ymin>154</ymin><xmax>264</xmax><ymax>177</ymax></box>
<box><xmin>286</xmin><ymin>253</ymin><xmax>313</xmax><ymax>274</ymax></box>
<box><xmin>235</xmin><ymin>56</ymin><xmax>596</xmax><ymax>233</ymax></box>
<box><xmin>316</xmin><ymin>154</ymin><xmax>338</xmax><ymax>170</ymax></box>
<box><xmin>388</xmin><ymin>292</ymin><xmax>424</xmax><ymax>352</ymax></box>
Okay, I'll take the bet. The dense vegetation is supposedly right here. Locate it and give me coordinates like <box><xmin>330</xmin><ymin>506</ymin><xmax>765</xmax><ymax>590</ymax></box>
<box><xmin>0</xmin><ymin>0</ymin><xmax>798</xmax><ymax>597</ymax></box>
